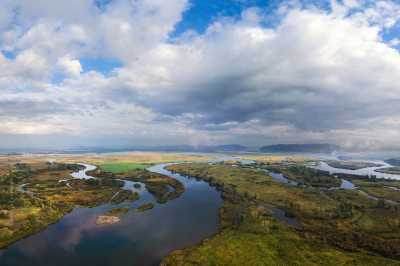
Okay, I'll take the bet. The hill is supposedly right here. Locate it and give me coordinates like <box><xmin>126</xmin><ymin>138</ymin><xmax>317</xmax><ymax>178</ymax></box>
<box><xmin>260</xmin><ymin>144</ymin><xmax>340</xmax><ymax>153</ymax></box>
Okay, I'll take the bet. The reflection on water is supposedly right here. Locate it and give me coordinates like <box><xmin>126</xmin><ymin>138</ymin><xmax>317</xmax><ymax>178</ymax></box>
<box><xmin>0</xmin><ymin>164</ymin><xmax>223</xmax><ymax>266</ymax></box>
<box><xmin>116</xmin><ymin>179</ymin><xmax>146</xmax><ymax>194</ymax></box>
<box><xmin>70</xmin><ymin>163</ymin><xmax>97</xmax><ymax>180</ymax></box>
<box><xmin>340</xmin><ymin>179</ymin><xmax>356</xmax><ymax>190</ymax></box>
<box><xmin>265</xmin><ymin>170</ymin><xmax>298</xmax><ymax>186</ymax></box>
<box><xmin>266</xmin><ymin>169</ymin><xmax>356</xmax><ymax>190</ymax></box>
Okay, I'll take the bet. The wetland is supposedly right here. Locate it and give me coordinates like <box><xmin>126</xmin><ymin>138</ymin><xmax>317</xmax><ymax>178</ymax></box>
<box><xmin>0</xmin><ymin>152</ymin><xmax>400</xmax><ymax>265</ymax></box>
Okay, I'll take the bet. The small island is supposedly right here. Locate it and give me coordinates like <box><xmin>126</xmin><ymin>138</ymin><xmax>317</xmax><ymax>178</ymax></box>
<box><xmin>96</xmin><ymin>207</ymin><xmax>130</xmax><ymax>225</ymax></box>
<box><xmin>96</xmin><ymin>216</ymin><xmax>120</xmax><ymax>225</ymax></box>
<box><xmin>136</xmin><ymin>203</ymin><xmax>154</xmax><ymax>212</ymax></box>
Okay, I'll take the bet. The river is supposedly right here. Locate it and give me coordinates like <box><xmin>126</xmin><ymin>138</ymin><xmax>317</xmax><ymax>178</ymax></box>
<box><xmin>4</xmin><ymin>157</ymin><xmax>396</xmax><ymax>265</ymax></box>
<box><xmin>0</xmin><ymin>163</ymin><xmax>223</xmax><ymax>266</ymax></box>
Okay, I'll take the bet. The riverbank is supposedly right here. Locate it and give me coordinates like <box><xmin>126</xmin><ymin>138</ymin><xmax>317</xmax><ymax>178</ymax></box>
<box><xmin>162</xmin><ymin>162</ymin><xmax>400</xmax><ymax>265</ymax></box>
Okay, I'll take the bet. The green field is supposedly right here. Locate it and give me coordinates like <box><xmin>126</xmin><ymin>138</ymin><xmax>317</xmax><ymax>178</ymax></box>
<box><xmin>100</xmin><ymin>163</ymin><xmax>150</xmax><ymax>173</ymax></box>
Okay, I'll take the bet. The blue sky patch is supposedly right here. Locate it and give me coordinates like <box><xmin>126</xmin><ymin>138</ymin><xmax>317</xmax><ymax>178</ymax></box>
<box><xmin>172</xmin><ymin>0</ymin><xmax>277</xmax><ymax>36</ymax></box>
<box><xmin>94</xmin><ymin>0</ymin><xmax>112</xmax><ymax>10</ymax></box>
<box><xmin>80</xmin><ymin>57</ymin><xmax>123</xmax><ymax>75</ymax></box>
<box><xmin>1</xmin><ymin>50</ymin><xmax>16</xmax><ymax>60</ymax></box>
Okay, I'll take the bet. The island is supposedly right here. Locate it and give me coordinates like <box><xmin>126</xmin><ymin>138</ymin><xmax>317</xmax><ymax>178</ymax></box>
<box><xmin>136</xmin><ymin>203</ymin><xmax>154</xmax><ymax>212</ymax></box>
<box><xmin>96</xmin><ymin>207</ymin><xmax>130</xmax><ymax>225</ymax></box>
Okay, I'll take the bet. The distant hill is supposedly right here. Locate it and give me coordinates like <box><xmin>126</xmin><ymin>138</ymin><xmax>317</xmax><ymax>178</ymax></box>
<box><xmin>101</xmin><ymin>144</ymin><xmax>251</xmax><ymax>153</ymax></box>
<box><xmin>214</xmin><ymin>144</ymin><xmax>248</xmax><ymax>152</ymax></box>
<box><xmin>0</xmin><ymin>145</ymin><xmax>252</xmax><ymax>154</ymax></box>
<box><xmin>137</xmin><ymin>145</ymin><xmax>249</xmax><ymax>153</ymax></box>
<box><xmin>260</xmin><ymin>144</ymin><xmax>340</xmax><ymax>153</ymax></box>
<box><xmin>151</xmin><ymin>144</ymin><xmax>250</xmax><ymax>153</ymax></box>
<box><xmin>385</xmin><ymin>158</ymin><xmax>400</xmax><ymax>166</ymax></box>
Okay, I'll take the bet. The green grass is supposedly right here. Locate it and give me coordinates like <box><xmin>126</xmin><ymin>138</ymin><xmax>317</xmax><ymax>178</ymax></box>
<box><xmin>163</xmin><ymin>163</ymin><xmax>400</xmax><ymax>264</ymax></box>
<box><xmin>162</xmin><ymin>204</ymin><xmax>400</xmax><ymax>266</ymax></box>
<box><xmin>100</xmin><ymin>162</ymin><xmax>150</xmax><ymax>173</ymax></box>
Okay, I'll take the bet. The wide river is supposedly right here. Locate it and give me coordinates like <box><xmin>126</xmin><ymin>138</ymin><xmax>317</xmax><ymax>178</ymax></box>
<box><xmin>0</xmin><ymin>163</ymin><xmax>223</xmax><ymax>266</ymax></box>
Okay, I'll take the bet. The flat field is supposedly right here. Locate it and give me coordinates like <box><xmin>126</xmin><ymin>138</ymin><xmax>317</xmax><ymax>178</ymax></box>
<box><xmin>100</xmin><ymin>162</ymin><xmax>149</xmax><ymax>173</ymax></box>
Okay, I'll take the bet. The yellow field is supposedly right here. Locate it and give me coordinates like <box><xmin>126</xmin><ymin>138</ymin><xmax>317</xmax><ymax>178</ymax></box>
<box><xmin>0</xmin><ymin>152</ymin><xmax>214</xmax><ymax>172</ymax></box>
<box><xmin>236</xmin><ymin>154</ymin><xmax>312</xmax><ymax>163</ymax></box>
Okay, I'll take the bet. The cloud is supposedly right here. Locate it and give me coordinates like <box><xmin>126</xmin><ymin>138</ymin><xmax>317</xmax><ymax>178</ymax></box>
<box><xmin>120</xmin><ymin>4</ymin><xmax>400</xmax><ymax>125</ymax></box>
<box><xmin>389</xmin><ymin>38</ymin><xmax>400</xmax><ymax>46</ymax></box>
<box><xmin>56</xmin><ymin>56</ymin><xmax>82</xmax><ymax>78</ymax></box>
<box><xmin>0</xmin><ymin>0</ymin><xmax>400</xmax><ymax>151</ymax></box>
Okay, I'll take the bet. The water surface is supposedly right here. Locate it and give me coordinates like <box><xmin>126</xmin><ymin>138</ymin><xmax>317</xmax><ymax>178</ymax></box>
<box><xmin>70</xmin><ymin>163</ymin><xmax>97</xmax><ymax>180</ymax></box>
<box><xmin>0</xmin><ymin>164</ymin><xmax>223</xmax><ymax>266</ymax></box>
<box><xmin>340</xmin><ymin>179</ymin><xmax>356</xmax><ymax>190</ymax></box>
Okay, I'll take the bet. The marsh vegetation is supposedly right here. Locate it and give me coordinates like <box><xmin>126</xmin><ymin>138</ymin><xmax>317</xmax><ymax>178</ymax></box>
<box><xmin>136</xmin><ymin>203</ymin><xmax>154</xmax><ymax>212</ymax></box>
<box><xmin>163</xmin><ymin>161</ymin><xmax>400</xmax><ymax>265</ymax></box>
<box><xmin>0</xmin><ymin>156</ymin><xmax>186</xmax><ymax>250</ymax></box>
<box><xmin>1</xmin><ymin>153</ymin><xmax>400</xmax><ymax>265</ymax></box>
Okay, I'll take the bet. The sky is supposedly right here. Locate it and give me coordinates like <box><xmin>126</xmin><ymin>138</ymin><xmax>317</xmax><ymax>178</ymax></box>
<box><xmin>1</xmin><ymin>0</ymin><xmax>400</xmax><ymax>151</ymax></box>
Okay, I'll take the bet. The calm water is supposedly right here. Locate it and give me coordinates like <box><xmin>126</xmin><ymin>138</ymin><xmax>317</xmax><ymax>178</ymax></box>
<box><xmin>265</xmin><ymin>169</ymin><xmax>356</xmax><ymax>190</ymax></box>
<box><xmin>70</xmin><ymin>163</ymin><xmax>97</xmax><ymax>180</ymax></box>
<box><xmin>340</xmin><ymin>179</ymin><xmax>356</xmax><ymax>189</ymax></box>
<box><xmin>265</xmin><ymin>170</ymin><xmax>298</xmax><ymax>186</ymax></box>
<box><xmin>0</xmin><ymin>164</ymin><xmax>223</xmax><ymax>266</ymax></box>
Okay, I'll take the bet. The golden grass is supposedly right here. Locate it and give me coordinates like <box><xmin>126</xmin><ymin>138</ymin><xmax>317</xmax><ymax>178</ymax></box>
<box><xmin>0</xmin><ymin>207</ymin><xmax>41</xmax><ymax>227</ymax></box>
<box><xmin>236</xmin><ymin>154</ymin><xmax>312</xmax><ymax>163</ymax></box>
<box><xmin>30</xmin><ymin>169</ymin><xmax>74</xmax><ymax>181</ymax></box>
<box><xmin>0</xmin><ymin>152</ymin><xmax>213</xmax><ymax>167</ymax></box>
<box><xmin>166</xmin><ymin>163</ymin><xmax>400</xmax><ymax>261</ymax></box>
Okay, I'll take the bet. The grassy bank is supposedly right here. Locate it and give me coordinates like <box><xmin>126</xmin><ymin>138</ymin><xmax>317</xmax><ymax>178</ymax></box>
<box><xmin>162</xmin><ymin>162</ymin><xmax>400</xmax><ymax>265</ymax></box>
